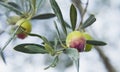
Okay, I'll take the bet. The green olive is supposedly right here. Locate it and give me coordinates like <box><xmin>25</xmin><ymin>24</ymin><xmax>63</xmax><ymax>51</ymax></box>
<box><xmin>16</xmin><ymin>18</ymin><xmax>32</xmax><ymax>39</ymax></box>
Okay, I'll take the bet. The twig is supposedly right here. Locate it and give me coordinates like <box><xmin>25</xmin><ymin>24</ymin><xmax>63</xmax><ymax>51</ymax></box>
<box><xmin>95</xmin><ymin>46</ymin><xmax>116</xmax><ymax>72</ymax></box>
<box><xmin>78</xmin><ymin>0</ymin><xmax>89</xmax><ymax>31</ymax></box>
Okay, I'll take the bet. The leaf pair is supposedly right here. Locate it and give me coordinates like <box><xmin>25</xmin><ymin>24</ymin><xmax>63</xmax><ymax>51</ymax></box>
<box><xmin>70</xmin><ymin>4</ymin><xmax>96</xmax><ymax>30</ymax></box>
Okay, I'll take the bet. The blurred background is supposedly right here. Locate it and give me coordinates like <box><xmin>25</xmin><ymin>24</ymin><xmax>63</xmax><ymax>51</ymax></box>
<box><xmin>0</xmin><ymin>0</ymin><xmax>120</xmax><ymax>72</ymax></box>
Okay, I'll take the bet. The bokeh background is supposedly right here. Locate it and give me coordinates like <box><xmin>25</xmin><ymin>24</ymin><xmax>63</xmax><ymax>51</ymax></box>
<box><xmin>0</xmin><ymin>0</ymin><xmax>120</xmax><ymax>72</ymax></box>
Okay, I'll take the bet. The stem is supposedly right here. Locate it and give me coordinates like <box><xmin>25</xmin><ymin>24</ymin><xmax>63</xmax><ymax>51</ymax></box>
<box><xmin>78</xmin><ymin>57</ymin><xmax>80</xmax><ymax>72</ymax></box>
<box><xmin>0</xmin><ymin>26</ymin><xmax>20</xmax><ymax>52</ymax></box>
<box><xmin>27</xmin><ymin>0</ymin><xmax>37</xmax><ymax>19</ymax></box>
<box><xmin>36</xmin><ymin>0</ymin><xmax>43</xmax><ymax>12</ymax></box>
<box><xmin>77</xmin><ymin>0</ymin><xmax>89</xmax><ymax>31</ymax></box>
<box><xmin>0</xmin><ymin>25</ymin><xmax>22</xmax><ymax>63</ymax></box>
<box><xmin>95</xmin><ymin>46</ymin><xmax>116</xmax><ymax>72</ymax></box>
<box><xmin>75</xmin><ymin>56</ymin><xmax>80</xmax><ymax>72</ymax></box>
<box><xmin>90</xmin><ymin>28</ymin><xmax>116</xmax><ymax>72</ymax></box>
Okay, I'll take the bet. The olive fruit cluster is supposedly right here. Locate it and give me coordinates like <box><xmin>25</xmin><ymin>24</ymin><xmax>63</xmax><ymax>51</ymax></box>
<box><xmin>66</xmin><ymin>31</ymin><xmax>92</xmax><ymax>52</ymax></box>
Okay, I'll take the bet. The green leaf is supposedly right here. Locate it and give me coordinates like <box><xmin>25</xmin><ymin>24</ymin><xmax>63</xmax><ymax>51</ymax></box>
<box><xmin>50</xmin><ymin>0</ymin><xmax>67</xmax><ymax>35</ymax></box>
<box><xmin>7</xmin><ymin>2</ymin><xmax>21</xmax><ymax>9</ymax></box>
<box><xmin>86</xmin><ymin>40</ymin><xmax>107</xmax><ymax>46</ymax></box>
<box><xmin>70</xmin><ymin>4</ymin><xmax>77</xmax><ymax>31</ymax></box>
<box><xmin>28</xmin><ymin>33</ymin><xmax>54</xmax><ymax>55</ymax></box>
<box><xmin>63</xmin><ymin>29</ymin><xmax>81</xmax><ymax>71</ymax></box>
<box><xmin>81</xmin><ymin>14</ymin><xmax>96</xmax><ymax>29</ymax></box>
<box><xmin>28</xmin><ymin>33</ymin><xmax>52</xmax><ymax>46</ymax></box>
<box><xmin>0</xmin><ymin>2</ymin><xmax>23</xmax><ymax>15</ymax></box>
<box><xmin>54</xmin><ymin>21</ymin><xmax>61</xmax><ymax>38</ymax></box>
<box><xmin>64</xmin><ymin>21</ymin><xmax>71</xmax><ymax>29</ymax></box>
<box><xmin>14</xmin><ymin>43</ymin><xmax>48</xmax><ymax>54</ymax></box>
<box><xmin>42</xmin><ymin>40</ymin><xmax>65</xmax><ymax>46</ymax></box>
<box><xmin>64</xmin><ymin>48</ymin><xmax>79</xmax><ymax>61</ymax></box>
<box><xmin>0</xmin><ymin>48</ymin><xmax>6</xmax><ymax>64</ymax></box>
<box><xmin>54</xmin><ymin>21</ymin><xmax>64</xmax><ymax>46</ymax></box>
<box><xmin>64</xmin><ymin>48</ymin><xmax>79</xmax><ymax>72</ymax></box>
<box><xmin>0</xmin><ymin>0</ymin><xmax>6</xmax><ymax>2</ymax></box>
<box><xmin>32</xmin><ymin>13</ymin><xmax>56</xmax><ymax>19</ymax></box>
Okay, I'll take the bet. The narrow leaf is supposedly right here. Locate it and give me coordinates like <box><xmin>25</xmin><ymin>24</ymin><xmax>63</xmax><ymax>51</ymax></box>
<box><xmin>7</xmin><ymin>2</ymin><xmax>21</xmax><ymax>9</ymax></box>
<box><xmin>32</xmin><ymin>13</ymin><xmax>56</xmax><ymax>19</ymax></box>
<box><xmin>14</xmin><ymin>43</ymin><xmax>48</xmax><ymax>54</ymax></box>
<box><xmin>70</xmin><ymin>4</ymin><xmax>77</xmax><ymax>30</ymax></box>
<box><xmin>0</xmin><ymin>48</ymin><xmax>6</xmax><ymax>64</ymax></box>
<box><xmin>54</xmin><ymin>21</ymin><xmax>61</xmax><ymax>37</ymax></box>
<box><xmin>0</xmin><ymin>0</ymin><xmax>5</xmax><ymax>2</ymax></box>
<box><xmin>0</xmin><ymin>2</ymin><xmax>23</xmax><ymax>15</ymax></box>
<box><xmin>50</xmin><ymin>0</ymin><xmax>67</xmax><ymax>35</ymax></box>
<box><xmin>42</xmin><ymin>40</ymin><xmax>65</xmax><ymax>45</ymax></box>
<box><xmin>64</xmin><ymin>21</ymin><xmax>71</xmax><ymax>29</ymax></box>
<box><xmin>64</xmin><ymin>48</ymin><xmax>79</xmax><ymax>72</ymax></box>
<box><xmin>28</xmin><ymin>33</ymin><xmax>50</xmax><ymax>45</ymax></box>
<box><xmin>54</xmin><ymin>21</ymin><xmax>64</xmax><ymax>46</ymax></box>
<box><xmin>64</xmin><ymin>48</ymin><xmax>80</xmax><ymax>72</ymax></box>
<box><xmin>28</xmin><ymin>33</ymin><xmax>54</xmax><ymax>55</ymax></box>
<box><xmin>86</xmin><ymin>40</ymin><xmax>107</xmax><ymax>46</ymax></box>
<box><xmin>64</xmin><ymin>48</ymin><xmax>79</xmax><ymax>61</ymax></box>
<box><xmin>81</xmin><ymin>14</ymin><xmax>96</xmax><ymax>29</ymax></box>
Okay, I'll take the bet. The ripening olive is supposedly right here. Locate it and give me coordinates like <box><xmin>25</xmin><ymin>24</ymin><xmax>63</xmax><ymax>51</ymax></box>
<box><xmin>66</xmin><ymin>31</ymin><xmax>86</xmax><ymax>52</ymax></box>
<box><xmin>16</xmin><ymin>18</ymin><xmax>32</xmax><ymax>39</ymax></box>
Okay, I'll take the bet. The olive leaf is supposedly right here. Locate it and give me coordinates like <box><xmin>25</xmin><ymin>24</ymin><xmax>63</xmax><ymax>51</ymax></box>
<box><xmin>70</xmin><ymin>4</ymin><xmax>77</xmax><ymax>31</ymax></box>
<box><xmin>50</xmin><ymin>0</ymin><xmax>67</xmax><ymax>35</ymax></box>
<box><xmin>81</xmin><ymin>14</ymin><xmax>96</xmax><ymax>29</ymax></box>
<box><xmin>32</xmin><ymin>13</ymin><xmax>56</xmax><ymax>19</ymax></box>
<box><xmin>28</xmin><ymin>33</ymin><xmax>54</xmax><ymax>55</ymax></box>
<box><xmin>7</xmin><ymin>2</ymin><xmax>21</xmax><ymax>9</ymax></box>
<box><xmin>0</xmin><ymin>48</ymin><xmax>6</xmax><ymax>64</ymax></box>
<box><xmin>64</xmin><ymin>48</ymin><xmax>79</xmax><ymax>72</ymax></box>
<box><xmin>0</xmin><ymin>2</ymin><xmax>23</xmax><ymax>15</ymax></box>
<box><xmin>64</xmin><ymin>48</ymin><xmax>79</xmax><ymax>61</ymax></box>
<box><xmin>14</xmin><ymin>43</ymin><xmax>48</xmax><ymax>54</ymax></box>
<box><xmin>42</xmin><ymin>40</ymin><xmax>65</xmax><ymax>46</ymax></box>
<box><xmin>86</xmin><ymin>40</ymin><xmax>107</xmax><ymax>46</ymax></box>
<box><xmin>64</xmin><ymin>21</ymin><xmax>71</xmax><ymax>29</ymax></box>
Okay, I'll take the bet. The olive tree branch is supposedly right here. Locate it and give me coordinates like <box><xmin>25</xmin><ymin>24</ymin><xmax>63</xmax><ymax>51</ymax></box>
<box><xmin>95</xmin><ymin>46</ymin><xmax>116</xmax><ymax>72</ymax></box>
